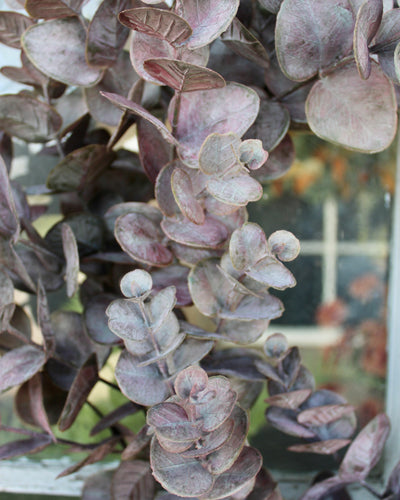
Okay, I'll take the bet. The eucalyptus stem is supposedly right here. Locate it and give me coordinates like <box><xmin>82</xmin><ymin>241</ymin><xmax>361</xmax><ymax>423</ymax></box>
<box><xmin>171</xmin><ymin>90</ymin><xmax>182</xmax><ymax>159</ymax></box>
<box><xmin>99</xmin><ymin>377</ymin><xmax>120</xmax><ymax>391</ymax></box>
<box><xmin>42</xmin><ymin>83</ymin><xmax>64</xmax><ymax>158</ymax></box>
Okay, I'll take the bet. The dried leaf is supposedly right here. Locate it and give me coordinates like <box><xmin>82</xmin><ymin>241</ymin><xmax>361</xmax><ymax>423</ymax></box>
<box><xmin>0</xmin><ymin>11</ymin><xmax>34</xmax><ymax>49</ymax></box>
<box><xmin>0</xmin><ymin>434</ymin><xmax>52</xmax><ymax>460</ymax></box>
<box><xmin>112</xmin><ymin>460</ymin><xmax>156</xmax><ymax>500</ymax></box>
<box><xmin>0</xmin><ymin>345</ymin><xmax>46</xmax><ymax>393</ymax></box>
<box><xmin>22</xmin><ymin>18</ymin><xmax>103</xmax><ymax>86</ymax></box>
<box><xmin>288</xmin><ymin>439</ymin><xmax>351</xmax><ymax>455</ymax></box>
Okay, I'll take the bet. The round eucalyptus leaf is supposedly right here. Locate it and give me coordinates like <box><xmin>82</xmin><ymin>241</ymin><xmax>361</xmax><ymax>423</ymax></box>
<box><xmin>120</xmin><ymin>269</ymin><xmax>153</xmax><ymax>300</ymax></box>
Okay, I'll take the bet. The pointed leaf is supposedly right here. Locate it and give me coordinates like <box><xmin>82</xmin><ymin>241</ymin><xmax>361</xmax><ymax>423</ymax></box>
<box><xmin>171</xmin><ymin>83</ymin><xmax>260</xmax><ymax>168</ymax></box>
<box><xmin>354</xmin><ymin>0</ymin><xmax>383</xmax><ymax>79</ymax></box>
<box><xmin>175</xmin><ymin>0</ymin><xmax>240</xmax><ymax>49</ymax></box>
<box><xmin>37</xmin><ymin>279</ymin><xmax>55</xmax><ymax>357</ymax></box>
<box><xmin>119</xmin><ymin>8</ymin><xmax>192</xmax><ymax>45</ymax></box>
<box><xmin>266</xmin><ymin>407</ymin><xmax>317</xmax><ymax>439</ymax></box>
<box><xmin>275</xmin><ymin>0</ymin><xmax>354</xmax><ymax>81</ymax></box>
<box><xmin>0</xmin><ymin>434</ymin><xmax>52</xmax><ymax>460</ymax></box>
<box><xmin>0</xmin><ymin>94</ymin><xmax>62</xmax><ymax>143</ymax></box>
<box><xmin>25</xmin><ymin>0</ymin><xmax>87</xmax><ymax>19</ymax></box>
<box><xmin>221</xmin><ymin>17</ymin><xmax>270</xmax><ymax>69</ymax></box>
<box><xmin>265</xmin><ymin>389</ymin><xmax>312</xmax><ymax>410</ymax></box>
<box><xmin>298</xmin><ymin>404</ymin><xmax>356</xmax><ymax>427</ymax></box>
<box><xmin>0</xmin><ymin>345</ymin><xmax>46</xmax><ymax>393</ymax></box>
<box><xmin>27</xmin><ymin>374</ymin><xmax>56</xmax><ymax>440</ymax></box>
<box><xmin>91</xmin><ymin>402</ymin><xmax>140</xmax><ymax>436</ymax></box>
<box><xmin>115</xmin><ymin>212</ymin><xmax>173</xmax><ymax>267</ymax></box>
<box><xmin>61</xmin><ymin>223</ymin><xmax>79</xmax><ymax>298</ymax></box>
<box><xmin>0</xmin><ymin>11</ymin><xmax>34</xmax><ymax>49</ymax></box>
<box><xmin>121</xmin><ymin>424</ymin><xmax>151</xmax><ymax>459</ymax></box>
<box><xmin>101</xmin><ymin>91</ymin><xmax>178</xmax><ymax>145</ymax></box>
<box><xmin>339</xmin><ymin>413</ymin><xmax>390</xmax><ymax>479</ymax></box>
<box><xmin>0</xmin><ymin>155</ymin><xmax>19</xmax><ymax>241</ymax></box>
<box><xmin>112</xmin><ymin>460</ymin><xmax>155</xmax><ymax>500</ymax></box>
<box><xmin>306</xmin><ymin>62</ymin><xmax>397</xmax><ymax>153</ymax></box>
<box><xmin>22</xmin><ymin>18</ymin><xmax>103</xmax><ymax>86</ymax></box>
<box><xmin>301</xmin><ymin>475</ymin><xmax>355</xmax><ymax>500</ymax></box>
<box><xmin>86</xmin><ymin>0</ymin><xmax>131</xmax><ymax>68</ymax></box>
<box><xmin>58</xmin><ymin>353</ymin><xmax>98</xmax><ymax>431</ymax></box>
<box><xmin>288</xmin><ymin>439</ymin><xmax>351</xmax><ymax>455</ymax></box>
<box><xmin>171</xmin><ymin>167</ymin><xmax>205</xmax><ymax>224</ymax></box>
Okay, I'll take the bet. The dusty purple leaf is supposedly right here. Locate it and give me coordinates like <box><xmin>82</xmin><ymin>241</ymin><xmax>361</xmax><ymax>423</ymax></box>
<box><xmin>218</xmin><ymin>317</ymin><xmax>271</xmax><ymax>345</ymax></box>
<box><xmin>148</xmin><ymin>402</ymin><xmax>202</xmax><ymax>442</ymax></box>
<box><xmin>254</xmin><ymin>360</ymin><xmax>283</xmax><ymax>384</ymax></box>
<box><xmin>247</xmin><ymin>468</ymin><xmax>281</xmax><ymax>500</ymax></box>
<box><xmin>175</xmin><ymin>0</ymin><xmax>240</xmax><ymax>49</ymax></box>
<box><xmin>58</xmin><ymin>353</ymin><xmax>98</xmax><ymax>431</ymax></box>
<box><xmin>130</xmin><ymin>31</ymin><xmax>209</xmax><ymax>85</ymax></box>
<box><xmin>246</xmin><ymin>256</ymin><xmax>296</xmax><ymax>290</ymax></box>
<box><xmin>0</xmin><ymin>434</ymin><xmax>52</xmax><ymax>460</ymax></box>
<box><xmin>105</xmin><ymin>201</ymin><xmax>162</xmax><ymax>232</ymax></box>
<box><xmin>0</xmin><ymin>133</ymin><xmax>12</xmax><ymax>172</ymax></box>
<box><xmin>149</xmin><ymin>286</ymin><xmax>176</xmax><ymax>331</ymax></box>
<box><xmin>170</xmin><ymin>338</ymin><xmax>214</xmax><ymax>375</ymax></box>
<box><xmin>171</xmin><ymin>241</ymin><xmax>223</xmax><ymax>266</ymax></box>
<box><xmin>384</xmin><ymin>458</ymin><xmax>400</xmax><ymax>496</ymax></box>
<box><xmin>27</xmin><ymin>374</ymin><xmax>56</xmax><ymax>440</ymax></box>
<box><xmin>199</xmin><ymin>132</ymin><xmax>241</xmax><ymax>176</ymax></box>
<box><xmin>244</xmin><ymin>99</ymin><xmax>290</xmax><ymax>152</ymax></box>
<box><xmin>121</xmin><ymin>424</ymin><xmax>151</xmax><ymax>459</ymax></box>
<box><xmin>81</xmin><ymin>470</ymin><xmax>113</xmax><ymax>500</ymax></box>
<box><xmin>297</xmin><ymin>404</ymin><xmax>356</xmax><ymax>427</ymax></box>
<box><xmin>47</xmin><ymin>144</ymin><xmax>115</xmax><ymax>192</ymax></box>
<box><xmin>150</xmin><ymin>437</ymin><xmax>214</xmax><ymax>497</ymax></box>
<box><xmin>306</xmin><ymin>61</ymin><xmax>397</xmax><ymax>153</ymax></box>
<box><xmin>339</xmin><ymin>413</ymin><xmax>390</xmax><ymax>479</ymax></box>
<box><xmin>300</xmin><ymin>475</ymin><xmax>355</xmax><ymax>500</ymax></box>
<box><xmin>152</xmin><ymin>265</ymin><xmax>191</xmax><ymax>307</ymax></box>
<box><xmin>275</xmin><ymin>0</ymin><xmax>354</xmax><ymax>81</ymax></box>
<box><xmin>0</xmin><ymin>11</ymin><xmax>34</xmax><ymax>49</ymax></box>
<box><xmin>61</xmin><ymin>223</ymin><xmax>79</xmax><ymax>298</ymax></box>
<box><xmin>112</xmin><ymin>460</ymin><xmax>155</xmax><ymax>500</ymax></box>
<box><xmin>0</xmin><ymin>155</ymin><xmax>19</xmax><ymax>242</ymax></box>
<box><xmin>115</xmin><ymin>350</ymin><xmax>171</xmax><ymax>406</ymax></box>
<box><xmin>91</xmin><ymin>402</ymin><xmax>140</xmax><ymax>436</ymax></box>
<box><xmin>106</xmin><ymin>298</ymin><xmax>146</xmax><ymax>341</ymax></box>
<box><xmin>174</xmin><ymin>365</ymin><xmax>208</xmax><ymax>399</ymax></box>
<box><xmin>265</xmin><ymin>389</ymin><xmax>312</xmax><ymax>410</ymax></box>
<box><xmin>264</xmin><ymin>333</ymin><xmax>289</xmax><ymax>358</ymax></box>
<box><xmin>119</xmin><ymin>8</ymin><xmax>192</xmax><ymax>45</ymax></box>
<box><xmin>137</xmin><ymin>334</ymin><xmax>185</xmax><ymax>368</ymax></box>
<box><xmin>0</xmin><ymin>268</ymin><xmax>13</xmax><ymax>324</ymax></box>
<box><xmin>280</xmin><ymin>81</ymin><xmax>314</xmax><ymax>124</ymax></box>
<box><xmin>120</xmin><ymin>269</ymin><xmax>152</xmax><ymax>300</ymax></box>
<box><xmin>86</xmin><ymin>0</ymin><xmax>131</xmax><ymax>68</ymax></box>
<box><xmin>144</xmin><ymin>58</ymin><xmax>225</xmax><ymax>93</ymax></box>
<box><xmin>258</xmin><ymin>0</ymin><xmax>283</xmax><ymax>13</ymax></box>
<box><xmin>161</xmin><ymin>214</ymin><xmax>229</xmax><ymax>249</ymax></box>
<box><xmin>182</xmin><ymin>418</ymin><xmax>234</xmax><ymax>459</ymax></box>
<box><xmin>354</xmin><ymin>0</ymin><xmax>383</xmax><ymax>79</ymax></box>
<box><xmin>268</xmin><ymin>230</ymin><xmax>300</xmax><ymax>262</ymax></box>
<box><xmin>372</xmin><ymin>7</ymin><xmax>400</xmax><ymax>51</ymax></box>
<box><xmin>22</xmin><ymin>18</ymin><xmax>103</xmax><ymax>86</ymax></box>
<box><xmin>0</xmin><ymin>345</ymin><xmax>46</xmax><ymax>393</ymax></box>
<box><xmin>221</xmin><ymin>17</ymin><xmax>270</xmax><ymax>69</ymax></box>
<box><xmin>156</xmin><ymin>162</ymin><xmax>181</xmax><ymax>217</ymax></box>
<box><xmin>239</xmin><ymin>139</ymin><xmax>269</xmax><ymax>171</ymax></box>
<box><xmin>37</xmin><ymin>279</ymin><xmax>55</xmax><ymax>357</ymax></box>
<box><xmin>0</xmin><ymin>94</ymin><xmax>62</xmax><ymax>143</ymax></box>
<box><xmin>230</xmin><ymin>222</ymin><xmax>269</xmax><ymax>271</ymax></box>
<box><xmin>171</xmin><ymin>168</ymin><xmax>205</xmax><ymax>224</ymax></box>
<box><xmin>101</xmin><ymin>91</ymin><xmax>178</xmax><ymax>145</ymax></box>
<box><xmin>207</xmin><ymin>173</ymin><xmax>263</xmax><ymax>207</ymax></box>
<box><xmin>170</xmin><ymin>83</ymin><xmax>259</xmax><ymax>168</ymax></box>
<box><xmin>395</xmin><ymin>41</ymin><xmax>400</xmax><ymax>82</ymax></box>
<box><xmin>202</xmin><ymin>348</ymin><xmax>265</xmax><ymax>381</ymax></box>
<box><xmin>84</xmin><ymin>294</ymin><xmax>120</xmax><ymax>346</ymax></box>
<box><xmin>266</xmin><ymin>407</ymin><xmax>317</xmax><ymax>439</ymax></box>
<box><xmin>115</xmin><ymin>212</ymin><xmax>173</xmax><ymax>267</ymax></box>
<box><xmin>288</xmin><ymin>439</ymin><xmax>351</xmax><ymax>455</ymax></box>
<box><xmin>137</xmin><ymin>118</ymin><xmax>173</xmax><ymax>184</ymax></box>
<box><xmin>25</xmin><ymin>0</ymin><xmax>87</xmax><ymax>19</ymax></box>
<box><xmin>202</xmin><ymin>446</ymin><xmax>262</xmax><ymax>500</ymax></box>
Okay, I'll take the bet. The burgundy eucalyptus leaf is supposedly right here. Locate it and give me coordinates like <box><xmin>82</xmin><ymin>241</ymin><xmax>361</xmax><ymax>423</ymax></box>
<box><xmin>353</xmin><ymin>0</ymin><xmax>383</xmax><ymax>79</ymax></box>
<box><xmin>180</xmin><ymin>418</ymin><xmax>235</xmax><ymax>459</ymax></box>
<box><xmin>22</xmin><ymin>18</ymin><xmax>103</xmax><ymax>86</ymax></box>
<box><xmin>0</xmin><ymin>94</ymin><xmax>62</xmax><ymax>143</ymax></box>
<box><xmin>105</xmin><ymin>201</ymin><xmax>163</xmax><ymax>233</ymax></box>
<box><xmin>0</xmin><ymin>344</ymin><xmax>46</xmax><ymax>393</ymax></box>
<box><xmin>120</xmin><ymin>269</ymin><xmax>153</xmax><ymax>300</ymax></box>
<box><xmin>258</xmin><ymin>0</ymin><xmax>283</xmax><ymax>13</ymax></box>
<box><xmin>199</xmin><ymin>132</ymin><xmax>241</xmax><ymax>176</ymax></box>
<box><xmin>86</xmin><ymin>0</ymin><xmax>131</xmax><ymax>68</ymax></box>
<box><xmin>37</xmin><ymin>279</ymin><xmax>55</xmax><ymax>357</ymax></box>
<box><xmin>239</xmin><ymin>139</ymin><xmax>269</xmax><ymax>171</ymax></box>
<box><xmin>112</xmin><ymin>460</ymin><xmax>156</xmax><ymax>500</ymax></box>
<box><xmin>268</xmin><ymin>230</ymin><xmax>300</xmax><ymax>262</ymax></box>
<box><xmin>58</xmin><ymin>353</ymin><xmax>98</xmax><ymax>431</ymax></box>
<box><xmin>161</xmin><ymin>214</ymin><xmax>229</xmax><ymax>249</ymax></box>
<box><xmin>169</xmin><ymin>338</ymin><xmax>214</xmax><ymax>375</ymax></box>
<box><xmin>275</xmin><ymin>0</ymin><xmax>354</xmax><ymax>81</ymax></box>
<box><xmin>288</xmin><ymin>439</ymin><xmax>351</xmax><ymax>455</ymax></box>
<box><xmin>306</xmin><ymin>61</ymin><xmax>397</xmax><ymax>153</ymax></box>
<box><xmin>144</xmin><ymin>58</ymin><xmax>225</xmax><ymax>93</ymax></box>
<box><xmin>121</xmin><ymin>424</ymin><xmax>151</xmax><ymax>459</ymax></box>
<box><xmin>0</xmin><ymin>434</ymin><xmax>52</xmax><ymax>460</ymax></box>
<box><xmin>61</xmin><ymin>223</ymin><xmax>79</xmax><ymax>298</ymax></box>
<box><xmin>148</xmin><ymin>402</ymin><xmax>202</xmax><ymax>442</ymax></box>
<box><xmin>171</xmin><ymin>168</ymin><xmax>205</xmax><ymax>224</ymax></box>
<box><xmin>247</xmin><ymin>467</ymin><xmax>281</xmax><ymax>500</ymax></box>
<box><xmin>81</xmin><ymin>470</ymin><xmax>113</xmax><ymax>500</ymax></box>
<box><xmin>170</xmin><ymin>241</ymin><xmax>223</xmax><ymax>266</ymax></box>
<box><xmin>25</xmin><ymin>373</ymin><xmax>55</xmax><ymax>440</ymax></box>
<box><xmin>156</xmin><ymin>162</ymin><xmax>181</xmax><ymax>217</ymax></box>
<box><xmin>115</xmin><ymin>350</ymin><xmax>171</xmax><ymax>406</ymax></box>
<box><xmin>207</xmin><ymin>173</ymin><xmax>263</xmax><ymax>207</ymax></box>
<box><xmin>47</xmin><ymin>145</ymin><xmax>115</xmax><ymax>192</ymax></box>
<box><xmin>174</xmin><ymin>0</ymin><xmax>240</xmax><ymax>49</ymax></box>
<box><xmin>218</xmin><ymin>317</ymin><xmax>273</xmax><ymax>345</ymax></box>
<box><xmin>0</xmin><ymin>132</ymin><xmax>12</xmax><ymax>173</ymax></box>
<box><xmin>137</xmin><ymin>118</ymin><xmax>173</xmax><ymax>184</ymax></box>
<box><xmin>150</xmin><ymin>437</ymin><xmax>214</xmax><ymax>497</ymax></box>
<box><xmin>229</xmin><ymin>222</ymin><xmax>269</xmax><ymax>271</ymax></box>
<box><xmin>101</xmin><ymin>91</ymin><xmax>178</xmax><ymax>145</ymax></box>
<box><xmin>254</xmin><ymin>360</ymin><xmax>283</xmax><ymax>384</ymax></box>
<box><xmin>25</xmin><ymin>0</ymin><xmax>87</xmax><ymax>19</ymax></box>
<box><xmin>372</xmin><ymin>7</ymin><xmax>400</xmax><ymax>51</ymax></box>
<box><xmin>152</xmin><ymin>265</ymin><xmax>191</xmax><ymax>307</ymax></box>
<box><xmin>0</xmin><ymin>155</ymin><xmax>19</xmax><ymax>242</ymax></box>
<box><xmin>221</xmin><ymin>17</ymin><xmax>270</xmax><ymax>69</ymax></box>
<box><xmin>0</xmin><ymin>11</ymin><xmax>35</xmax><ymax>49</ymax></box>
<box><xmin>201</xmin><ymin>348</ymin><xmax>266</xmax><ymax>381</ymax></box>
<box><xmin>119</xmin><ymin>8</ymin><xmax>192</xmax><ymax>45</ymax></box>
<box><xmin>174</xmin><ymin>365</ymin><xmax>208</xmax><ymax>399</ymax></box>
<box><xmin>115</xmin><ymin>212</ymin><xmax>173</xmax><ymax>267</ymax></box>
<box><xmin>91</xmin><ymin>402</ymin><xmax>141</xmax><ymax>436</ymax></box>
<box><xmin>84</xmin><ymin>293</ymin><xmax>120</xmax><ymax>346</ymax></box>
<box><xmin>339</xmin><ymin>413</ymin><xmax>390</xmax><ymax>479</ymax></box>
<box><xmin>266</xmin><ymin>407</ymin><xmax>317</xmax><ymax>439</ymax></box>
<box><xmin>220</xmin><ymin>292</ymin><xmax>283</xmax><ymax>322</ymax></box>
<box><xmin>265</xmin><ymin>389</ymin><xmax>312</xmax><ymax>410</ymax></box>
<box><xmin>300</xmin><ymin>475</ymin><xmax>356</xmax><ymax>500</ymax></box>
<box><xmin>297</xmin><ymin>404</ymin><xmax>356</xmax><ymax>427</ymax></box>
<box><xmin>264</xmin><ymin>333</ymin><xmax>289</xmax><ymax>358</ymax></box>
<box><xmin>171</xmin><ymin>83</ymin><xmax>260</xmax><ymax>168</ymax></box>
<box><xmin>201</xmin><ymin>446</ymin><xmax>262</xmax><ymax>500</ymax></box>
<box><xmin>246</xmin><ymin>256</ymin><xmax>296</xmax><ymax>290</ymax></box>
<box><xmin>57</xmin><ymin>438</ymin><xmax>119</xmax><ymax>478</ymax></box>
<box><xmin>106</xmin><ymin>298</ymin><xmax>146</xmax><ymax>341</ymax></box>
